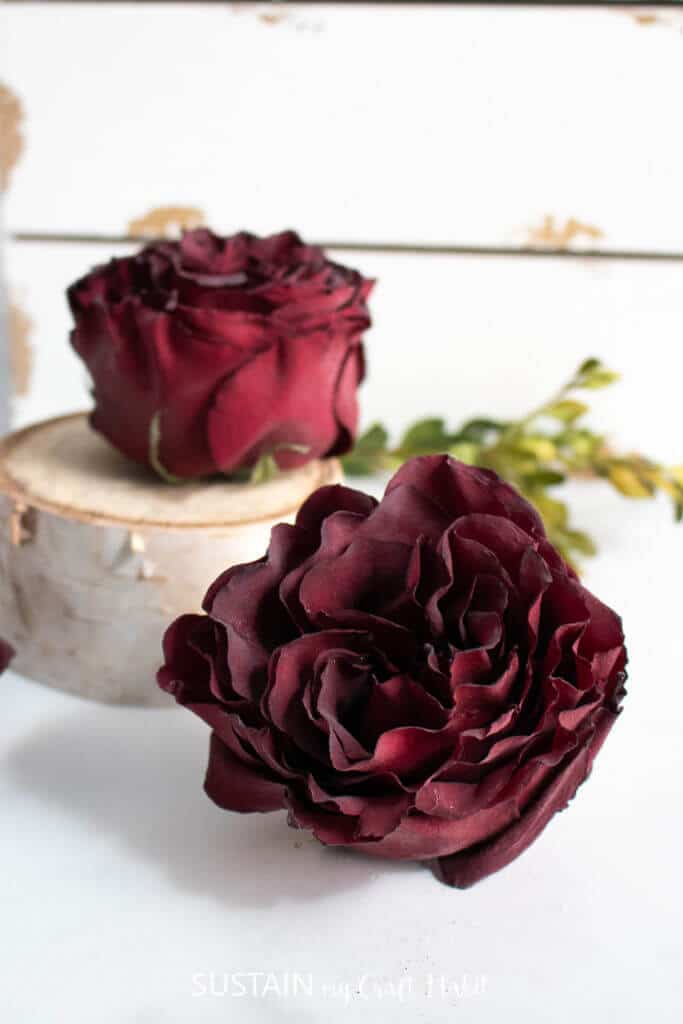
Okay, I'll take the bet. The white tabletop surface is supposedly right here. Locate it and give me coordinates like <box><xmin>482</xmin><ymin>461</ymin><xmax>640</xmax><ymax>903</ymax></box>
<box><xmin>2</xmin><ymin>477</ymin><xmax>682</xmax><ymax>1023</ymax></box>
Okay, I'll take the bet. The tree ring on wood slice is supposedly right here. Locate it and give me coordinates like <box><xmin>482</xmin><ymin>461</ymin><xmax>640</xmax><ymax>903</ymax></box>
<box><xmin>0</xmin><ymin>414</ymin><xmax>342</xmax><ymax>705</ymax></box>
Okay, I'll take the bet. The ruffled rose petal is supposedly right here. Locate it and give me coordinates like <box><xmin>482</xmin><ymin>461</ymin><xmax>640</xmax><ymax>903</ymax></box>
<box><xmin>205</xmin><ymin>733</ymin><xmax>286</xmax><ymax>813</ymax></box>
<box><xmin>360</xmin><ymin>674</ymin><xmax>449</xmax><ymax>744</ymax></box>
<box><xmin>286</xmin><ymin>783</ymin><xmax>411</xmax><ymax>844</ymax></box>
<box><xmin>385</xmin><ymin>456</ymin><xmax>546</xmax><ymax>539</ymax></box>
<box><xmin>295</xmin><ymin>485</ymin><xmax>377</xmax><ymax>539</ymax></box>
<box><xmin>355</xmin><ymin>484</ymin><xmax>452</xmax><ymax>546</ymax></box>
<box><xmin>355</xmin><ymin>798</ymin><xmax>522</xmax><ymax>860</ymax></box>
<box><xmin>264</xmin><ymin>631</ymin><xmax>370</xmax><ymax>761</ymax></box>
<box><xmin>159</xmin><ymin>613</ymin><xmax>214</xmax><ymax>702</ymax></box>
<box><xmin>298</xmin><ymin>536</ymin><xmax>414</xmax><ymax>623</ymax></box>
<box><xmin>433</xmin><ymin>707</ymin><xmax>617</xmax><ymax>887</ymax></box>
<box><xmin>207</xmin><ymin>332</ymin><xmax>362</xmax><ymax>474</ymax></box>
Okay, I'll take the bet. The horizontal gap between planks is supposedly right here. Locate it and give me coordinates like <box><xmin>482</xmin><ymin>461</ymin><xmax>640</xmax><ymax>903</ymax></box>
<box><xmin>10</xmin><ymin>232</ymin><xmax>683</xmax><ymax>263</ymax></box>
<box><xmin>1</xmin><ymin>1</ymin><xmax>680</xmax><ymax>6</ymax></box>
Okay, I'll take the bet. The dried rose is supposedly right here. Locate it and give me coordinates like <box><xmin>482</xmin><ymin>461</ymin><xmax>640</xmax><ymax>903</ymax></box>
<box><xmin>159</xmin><ymin>455</ymin><xmax>627</xmax><ymax>887</ymax></box>
<box><xmin>68</xmin><ymin>229</ymin><xmax>372</xmax><ymax>479</ymax></box>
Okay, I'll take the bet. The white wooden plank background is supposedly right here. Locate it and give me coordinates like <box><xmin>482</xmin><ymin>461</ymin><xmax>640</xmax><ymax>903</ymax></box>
<box><xmin>7</xmin><ymin>239</ymin><xmax>682</xmax><ymax>463</ymax></box>
<box><xmin>2</xmin><ymin>3</ymin><xmax>683</xmax><ymax>253</ymax></box>
<box><xmin>2</xmin><ymin>11</ymin><xmax>683</xmax><ymax>1021</ymax></box>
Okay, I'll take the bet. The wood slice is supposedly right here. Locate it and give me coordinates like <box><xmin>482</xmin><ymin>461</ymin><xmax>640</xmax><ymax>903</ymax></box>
<box><xmin>0</xmin><ymin>414</ymin><xmax>342</xmax><ymax>705</ymax></box>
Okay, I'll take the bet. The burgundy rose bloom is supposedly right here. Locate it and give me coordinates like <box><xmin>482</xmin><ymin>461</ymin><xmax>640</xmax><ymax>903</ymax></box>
<box><xmin>159</xmin><ymin>456</ymin><xmax>627</xmax><ymax>887</ymax></box>
<box><xmin>68</xmin><ymin>229</ymin><xmax>372</xmax><ymax>479</ymax></box>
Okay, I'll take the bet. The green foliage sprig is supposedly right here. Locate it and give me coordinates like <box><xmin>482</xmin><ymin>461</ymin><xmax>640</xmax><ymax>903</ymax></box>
<box><xmin>342</xmin><ymin>358</ymin><xmax>683</xmax><ymax>567</ymax></box>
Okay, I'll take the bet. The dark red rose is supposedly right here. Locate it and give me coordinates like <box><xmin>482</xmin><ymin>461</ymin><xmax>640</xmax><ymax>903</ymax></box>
<box><xmin>68</xmin><ymin>229</ymin><xmax>372</xmax><ymax>479</ymax></box>
<box><xmin>159</xmin><ymin>455</ymin><xmax>626</xmax><ymax>887</ymax></box>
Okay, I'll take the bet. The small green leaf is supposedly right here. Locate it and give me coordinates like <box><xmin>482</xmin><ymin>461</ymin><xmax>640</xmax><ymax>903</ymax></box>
<box><xmin>343</xmin><ymin>422</ymin><xmax>392</xmax><ymax>475</ymax></box>
<box><xmin>573</xmin><ymin>358</ymin><xmax>620</xmax><ymax>390</ymax></box>
<box><xmin>354</xmin><ymin>423</ymin><xmax>389</xmax><ymax>455</ymax></box>
<box><xmin>448</xmin><ymin>441</ymin><xmax>481</xmax><ymax>465</ymax></box>
<box><xmin>491</xmin><ymin>446</ymin><xmax>538</xmax><ymax>476</ymax></box>
<box><xmin>523</xmin><ymin>469</ymin><xmax>566</xmax><ymax>488</ymax></box>
<box><xmin>341</xmin><ymin>454</ymin><xmax>376</xmax><ymax>476</ymax></box>
<box><xmin>581</xmin><ymin>370</ymin><xmax>620</xmax><ymax>390</ymax></box>
<box><xmin>607</xmin><ymin>464</ymin><xmax>653</xmax><ymax>498</ymax></box>
<box><xmin>455</xmin><ymin>418</ymin><xmax>505</xmax><ymax>443</ymax></box>
<box><xmin>529</xmin><ymin>491</ymin><xmax>569</xmax><ymax>529</ymax></box>
<box><xmin>556</xmin><ymin>428</ymin><xmax>603</xmax><ymax>460</ymax></box>
<box><xmin>516</xmin><ymin>436</ymin><xmax>557</xmax><ymax>461</ymax></box>
<box><xmin>250</xmin><ymin>453</ymin><xmax>280</xmax><ymax>485</ymax></box>
<box><xmin>399</xmin><ymin>418</ymin><xmax>452</xmax><ymax>453</ymax></box>
<box><xmin>148</xmin><ymin>412</ymin><xmax>185</xmax><ymax>485</ymax></box>
<box><xmin>564</xmin><ymin>529</ymin><xmax>598</xmax><ymax>556</ymax></box>
<box><xmin>544</xmin><ymin>399</ymin><xmax>589</xmax><ymax>423</ymax></box>
<box><xmin>657</xmin><ymin>476</ymin><xmax>681</xmax><ymax>500</ymax></box>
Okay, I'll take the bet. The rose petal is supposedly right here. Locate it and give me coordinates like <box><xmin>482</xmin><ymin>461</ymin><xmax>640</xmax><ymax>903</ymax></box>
<box><xmin>433</xmin><ymin>707</ymin><xmax>618</xmax><ymax>887</ymax></box>
<box><xmin>205</xmin><ymin>733</ymin><xmax>286</xmax><ymax>813</ymax></box>
<box><xmin>207</xmin><ymin>333</ymin><xmax>362</xmax><ymax>473</ymax></box>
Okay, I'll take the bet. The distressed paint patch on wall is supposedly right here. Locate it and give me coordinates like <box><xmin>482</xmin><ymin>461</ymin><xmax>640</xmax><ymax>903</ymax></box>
<box><xmin>8</xmin><ymin>299</ymin><xmax>34</xmax><ymax>398</ymax></box>
<box><xmin>616</xmin><ymin>7</ymin><xmax>683</xmax><ymax>31</ymax></box>
<box><xmin>230</xmin><ymin>2</ymin><xmax>322</xmax><ymax>33</ymax></box>
<box><xmin>127</xmin><ymin>206</ymin><xmax>206</xmax><ymax>239</ymax></box>
<box><xmin>0</xmin><ymin>83</ymin><xmax>24</xmax><ymax>191</ymax></box>
<box><xmin>526</xmin><ymin>215</ymin><xmax>604</xmax><ymax>250</ymax></box>
<box><xmin>259</xmin><ymin>9</ymin><xmax>288</xmax><ymax>27</ymax></box>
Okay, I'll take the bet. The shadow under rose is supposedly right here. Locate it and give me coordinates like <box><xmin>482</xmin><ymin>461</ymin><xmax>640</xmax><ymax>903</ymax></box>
<box><xmin>6</xmin><ymin>703</ymin><xmax>418</xmax><ymax>909</ymax></box>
